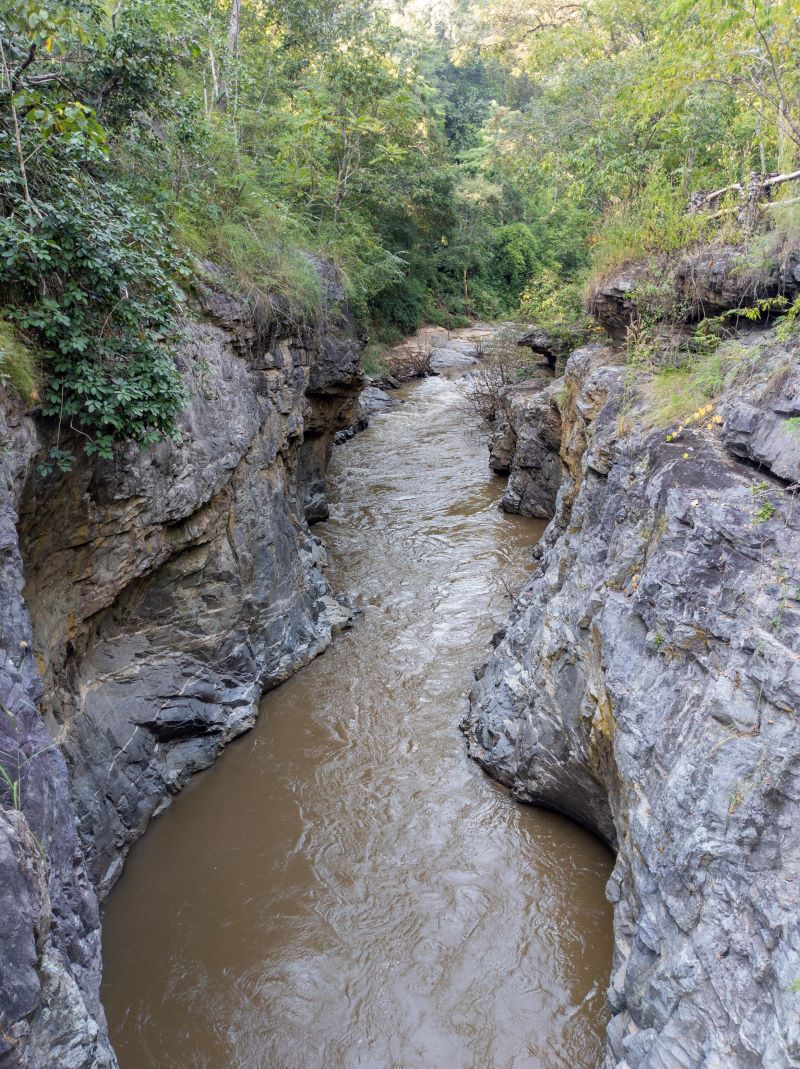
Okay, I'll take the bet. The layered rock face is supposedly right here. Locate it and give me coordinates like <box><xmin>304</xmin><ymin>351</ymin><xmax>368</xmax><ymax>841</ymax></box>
<box><xmin>488</xmin><ymin>379</ymin><xmax>562</xmax><ymax>518</ymax></box>
<box><xmin>464</xmin><ymin>334</ymin><xmax>800</xmax><ymax>1067</ymax></box>
<box><xmin>0</xmin><ymin>405</ymin><xmax>112</xmax><ymax>1069</ymax></box>
<box><xmin>0</xmin><ymin>278</ymin><xmax>362</xmax><ymax>1068</ymax></box>
<box><xmin>588</xmin><ymin>242</ymin><xmax>800</xmax><ymax>339</ymax></box>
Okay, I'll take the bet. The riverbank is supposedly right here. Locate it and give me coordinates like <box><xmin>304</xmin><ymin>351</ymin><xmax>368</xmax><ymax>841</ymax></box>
<box><xmin>0</xmin><ymin>272</ymin><xmax>363</xmax><ymax>1068</ymax></box>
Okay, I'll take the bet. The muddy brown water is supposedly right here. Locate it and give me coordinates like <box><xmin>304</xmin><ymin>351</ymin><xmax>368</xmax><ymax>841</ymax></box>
<box><xmin>102</xmin><ymin>373</ymin><xmax>614</xmax><ymax>1069</ymax></box>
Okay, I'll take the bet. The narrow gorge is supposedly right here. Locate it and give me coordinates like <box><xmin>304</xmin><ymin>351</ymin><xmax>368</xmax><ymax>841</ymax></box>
<box><xmin>3</xmin><ymin>252</ymin><xmax>800</xmax><ymax>1069</ymax></box>
<box><xmin>99</xmin><ymin>363</ymin><xmax>612</xmax><ymax>1069</ymax></box>
<box><xmin>3</xmin><ymin>1</ymin><xmax>800</xmax><ymax>1066</ymax></box>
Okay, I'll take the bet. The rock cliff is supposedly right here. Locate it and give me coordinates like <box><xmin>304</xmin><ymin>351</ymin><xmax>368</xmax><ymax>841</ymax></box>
<box><xmin>488</xmin><ymin>379</ymin><xmax>563</xmax><ymax>518</ymax></box>
<box><xmin>465</xmin><ymin>323</ymin><xmax>800</xmax><ymax>1067</ymax></box>
<box><xmin>0</xmin><ymin>273</ymin><xmax>362</xmax><ymax>1068</ymax></box>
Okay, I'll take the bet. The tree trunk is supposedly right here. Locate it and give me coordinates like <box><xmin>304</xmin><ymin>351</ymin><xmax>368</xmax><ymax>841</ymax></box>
<box><xmin>208</xmin><ymin>45</ymin><xmax>220</xmax><ymax>110</ymax></box>
<box><xmin>0</xmin><ymin>39</ymin><xmax>40</xmax><ymax>215</ymax></box>
<box><xmin>226</xmin><ymin>0</ymin><xmax>240</xmax><ymax>57</ymax></box>
<box><xmin>217</xmin><ymin>0</ymin><xmax>240</xmax><ymax>112</ymax></box>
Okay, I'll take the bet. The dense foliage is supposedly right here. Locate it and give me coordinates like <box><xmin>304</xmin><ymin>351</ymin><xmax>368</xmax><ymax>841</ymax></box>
<box><xmin>1</xmin><ymin>0</ymin><xmax>798</xmax><ymax>461</ymax></box>
<box><xmin>462</xmin><ymin>0</ymin><xmax>800</xmax><ymax>282</ymax></box>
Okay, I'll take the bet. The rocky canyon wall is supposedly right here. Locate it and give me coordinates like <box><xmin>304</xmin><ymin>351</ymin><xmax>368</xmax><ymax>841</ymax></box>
<box><xmin>465</xmin><ymin>303</ymin><xmax>800</xmax><ymax>1067</ymax></box>
<box><xmin>0</xmin><ymin>272</ymin><xmax>362</xmax><ymax>1068</ymax></box>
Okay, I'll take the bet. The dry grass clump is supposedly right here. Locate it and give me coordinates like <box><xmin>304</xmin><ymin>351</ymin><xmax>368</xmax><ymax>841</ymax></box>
<box><xmin>461</xmin><ymin>326</ymin><xmax>542</xmax><ymax>426</ymax></box>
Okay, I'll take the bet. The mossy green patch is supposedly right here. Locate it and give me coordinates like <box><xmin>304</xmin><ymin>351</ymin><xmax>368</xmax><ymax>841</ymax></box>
<box><xmin>0</xmin><ymin>320</ymin><xmax>40</xmax><ymax>403</ymax></box>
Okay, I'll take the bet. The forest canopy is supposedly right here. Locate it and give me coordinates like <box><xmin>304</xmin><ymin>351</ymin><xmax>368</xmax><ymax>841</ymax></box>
<box><xmin>1</xmin><ymin>0</ymin><xmax>798</xmax><ymax>459</ymax></box>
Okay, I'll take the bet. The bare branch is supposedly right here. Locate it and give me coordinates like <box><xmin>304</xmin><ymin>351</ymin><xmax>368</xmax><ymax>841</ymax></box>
<box><xmin>111</xmin><ymin>0</ymin><xmax>125</xmax><ymax>31</ymax></box>
<box><xmin>11</xmin><ymin>43</ymin><xmax>37</xmax><ymax>90</ymax></box>
<box><xmin>763</xmin><ymin>169</ymin><xmax>800</xmax><ymax>190</ymax></box>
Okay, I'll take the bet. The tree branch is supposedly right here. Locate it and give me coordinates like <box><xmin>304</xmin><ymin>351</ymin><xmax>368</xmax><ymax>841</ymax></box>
<box><xmin>11</xmin><ymin>43</ymin><xmax>37</xmax><ymax>90</ymax></box>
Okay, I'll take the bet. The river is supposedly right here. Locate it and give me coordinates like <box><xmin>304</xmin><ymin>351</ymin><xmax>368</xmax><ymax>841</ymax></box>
<box><xmin>101</xmin><ymin>370</ymin><xmax>613</xmax><ymax>1069</ymax></box>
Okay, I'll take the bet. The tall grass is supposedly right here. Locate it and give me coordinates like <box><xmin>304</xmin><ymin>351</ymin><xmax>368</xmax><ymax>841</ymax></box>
<box><xmin>590</xmin><ymin>170</ymin><xmax>712</xmax><ymax>276</ymax></box>
<box><xmin>642</xmin><ymin>337</ymin><xmax>767</xmax><ymax>428</ymax></box>
<box><xmin>177</xmin><ymin>208</ymin><xmax>325</xmax><ymax>321</ymax></box>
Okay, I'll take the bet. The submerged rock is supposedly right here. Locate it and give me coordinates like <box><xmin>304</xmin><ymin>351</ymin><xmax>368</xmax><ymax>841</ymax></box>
<box><xmin>465</xmin><ymin>332</ymin><xmax>800</xmax><ymax>1068</ymax></box>
<box><xmin>429</xmin><ymin>340</ymin><xmax>479</xmax><ymax>371</ymax></box>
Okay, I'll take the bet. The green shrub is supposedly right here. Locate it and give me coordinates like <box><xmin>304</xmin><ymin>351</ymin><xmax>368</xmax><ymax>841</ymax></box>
<box><xmin>488</xmin><ymin>223</ymin><xmax>544</xmax><ymax>295</ymax></box>
<box><xmin>518</xmin><ymin>267</ymin><xmax>597</xmax><ymax>354</ymax></box>
<box><xmin>361</xmin><ymin>343</ymin><xmax>389</xmax><ymax>377</ymax></box>
<box><xmin>369</xmin><ymin>274</ymin><xmax>427</xmax><ymax>337</ymax></box>
<box><xmin>754</xmin><ymin>501</ymin><xmax>776</xmax><ymax>524</ymax></box>
<box><xmin>0</xmin><ymin>179</ymin><xmax>186</xmax><ymax>467</ymax></box>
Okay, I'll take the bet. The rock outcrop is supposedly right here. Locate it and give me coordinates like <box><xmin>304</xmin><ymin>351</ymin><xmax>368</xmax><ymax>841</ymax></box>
<box><xmin>589</xmin><ymin>242</ymin><xmax>800</xmax><ymax>338</ymax></box>
<box><xmin>334</xmin><ymin>385</ymin><xmax>399</xmax><ymax>445</ymax></box>
<box><xmin>0</xmin><ymin>273</ymin><xmax>362</xmax><ymax>1068</ymax></box>
<box><xmin>0</xmin><ymin>403</ymin><xmax>113</xmax><ymax>1069</ymax></box>
<box><xmin>488</xmin><ymin>379</ymin><xmax>564</xmax><ymax>518</ymax></box>
<box><xmin>517</xmin><ymin>325</ymin><xmax>556</xmax><ymax>371</ymax></box>
<box><xmin>465</xmin><ymin>331</ymin><xmax>800</xmax><ymax>1067</ymax></box>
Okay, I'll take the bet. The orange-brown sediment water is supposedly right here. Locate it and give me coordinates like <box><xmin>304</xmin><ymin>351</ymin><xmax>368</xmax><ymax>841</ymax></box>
<box><xmin>101</xmin><ymin>373</ymin><xmax>614</xmax><ymax>1069</ymax></box>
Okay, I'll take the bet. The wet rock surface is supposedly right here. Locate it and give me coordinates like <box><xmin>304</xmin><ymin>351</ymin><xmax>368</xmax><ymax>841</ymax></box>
<box><xmin>381</xmin><ymin>323</ymin><xmax>496</xmax><ymax>380</ymax></box>
<box><xmin>464</xmin><ymin>334</ymin><xmax>800</xmax><ymax>1068</ymax></box>
<box><xmin>0</xmin><ymin>279</ymin><xmax>362</xmax><ymax>1068</ymax></box>
<box><xmin>359</xmin><ymin>385</ymin><xmax>398</xmax><ymax>415</ymax></box>
<box><xmin>429</xmin><ymin>337</ymin><xmax>480</xmax><ymax>371</ymax></box>
<box><xmin>334</xmin><ymin>385</ymin><xmax>399</xmax><ymax>444</ymax></box>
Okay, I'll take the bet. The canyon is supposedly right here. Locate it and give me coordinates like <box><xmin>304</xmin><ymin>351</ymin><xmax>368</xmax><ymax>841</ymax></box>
<box><xmin>99</xmin><ymin>367</ymin><xmax>612</xmax><ymax>1069</ymax></box>
<box><xmin>1</xmin><ymin>254</ymin><xmax>799</xmax><ymax>1069</ymax></box>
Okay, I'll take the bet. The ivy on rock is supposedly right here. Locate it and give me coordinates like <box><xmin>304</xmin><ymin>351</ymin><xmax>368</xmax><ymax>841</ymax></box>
<box><xmin>1</xmin><ymin>0</ymin><xmax>186</xmax><ymax>470</ymax></box>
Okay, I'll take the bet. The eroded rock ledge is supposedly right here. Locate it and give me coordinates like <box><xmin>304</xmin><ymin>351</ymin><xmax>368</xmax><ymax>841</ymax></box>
<box><xmin>0</xmin><ymin>272</ymin><xmax>362</xmax><ymax>1068</ymax></box>
<box><xmin>464</xmin><ymin>335</ymin><xmax>800</xmax><ymax>1067</ymax></box>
